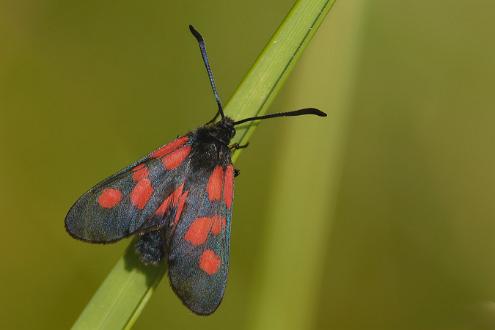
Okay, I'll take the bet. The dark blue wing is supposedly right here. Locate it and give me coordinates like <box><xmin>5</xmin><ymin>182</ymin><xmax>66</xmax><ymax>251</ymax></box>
<box><xmin>167</xmin><ymin>162</ymin><xmax>235</xmax><ymax>315</ymax></box>
<box><xmin>65</xmin><ymin>135</ymin><xmax>193</xmax><ymax>243</ymax></box>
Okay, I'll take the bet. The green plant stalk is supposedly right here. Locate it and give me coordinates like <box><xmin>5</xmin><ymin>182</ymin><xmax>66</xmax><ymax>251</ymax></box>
<box><xmin>71</xmin><ymin>0</ymin><xmax>335</xmax><ymax>328</ymax></box>
<box><xmin>229</xmin><ymin>0</ymin><xmax>335</xmax><ymax>162</ymax></box>
<box><xmin>249</xmin><ymin>1</ymin><xmax>368</xmax><ymax>328</ymax></box>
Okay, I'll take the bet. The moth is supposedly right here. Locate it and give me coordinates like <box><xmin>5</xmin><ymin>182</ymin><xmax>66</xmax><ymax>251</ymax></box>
<box><xmin>65</xmin><ymin>25</ymin><xmax>326</xmax><ymax>315</ymax></box>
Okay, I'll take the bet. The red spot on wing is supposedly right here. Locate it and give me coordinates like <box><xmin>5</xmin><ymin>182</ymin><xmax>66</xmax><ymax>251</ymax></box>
<box><xmin>174</xmin><ymin>191</ymin><xmax>189</xmax><ymax>224</ymax></box>
<box><xmin>162</xmin><ymin>146</ymin><xmax>191</xmax><ymax>170</ymax></box>
<box><xmin>155</xmin><ymin>194</ymin><xmax>172</xmax><ymax>217</ymax></box>
<box><xmin>132</xmin><ymin>164</ymin><xmax>149</xmax><ymax>182</ymax></box>
<box><xmin>184</xmin><ymin>217</ymin><xmax>211</xmax><ymax>246</ymax></box>
<box><xmin>172</xmin><ymin>184</ymin><xmax>184</xmax><ymax>205</ymax></box>
<box><xmin>184</xmin><ymin>215</ymin><xmax>225</xmax><ymax>246</ymax></box>
<box><xmin>98</xmin><ymin>188</ymin><xmax>122</xmax><ymax>208</ymax></box>
<box><xmin>199</xmin><ymin>249</ymin><xmax>221</xmax><ymax>275</ymax></box>
<box><xmin>130</xmin><ymin>178</ymin><xmax>153</xmax><ymax>209</ymax></box>
<box><xmin>207</xmin><ymin>166</ymin><xmax>224</xmax><ymax>201</ymax></box>
<box><xmin>151</xmin><ymin>136</ymin><xmax>189</xmax><ymax>158</ymax></box>
<box><xmin>210</xmin><ymin>215</ymin><xmax>226</xmax><ymax>235</ymax></box>
<box><xmin>155</xmin><ymin>183</ymin><xmax>189</xmax><ymax>222</ymax></box>
<box><xmin>224</xmin><ymin>165</ymin><xmax>234</xmax><ymax>209</ymax></box>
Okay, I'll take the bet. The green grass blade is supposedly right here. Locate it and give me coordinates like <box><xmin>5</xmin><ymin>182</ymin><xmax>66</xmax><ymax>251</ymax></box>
<box><xmin>72</xmin><ymin>245</ymin><xmax>166</xmax><ymax>330</ymax></box>
<box><xmin>228</xmin><ymin>0</ymin><xmax>336</xmax><ymax>162</ymax></box>
<box><xmin>71</xmin><ymin>0</ymin><xmax>335</xmax><ymax>328</ymax></box>
<box><xmin>248</xmin><ymin>1</ymin><xmax>368</xmax><ymax>328</ymax></box>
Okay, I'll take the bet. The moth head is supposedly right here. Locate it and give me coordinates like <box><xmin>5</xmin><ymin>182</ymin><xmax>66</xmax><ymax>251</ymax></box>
<box><xmin>207</xmin><ymin>117</ymin><xmax>235</xmax><ymax>145</ymax></box>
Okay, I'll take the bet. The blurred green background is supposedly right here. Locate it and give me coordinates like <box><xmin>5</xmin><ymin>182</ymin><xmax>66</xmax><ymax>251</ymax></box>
<box><xmin>2</xmin><ymin>0</ymin><xmax>495</xmax><ymax>329</ymax></box>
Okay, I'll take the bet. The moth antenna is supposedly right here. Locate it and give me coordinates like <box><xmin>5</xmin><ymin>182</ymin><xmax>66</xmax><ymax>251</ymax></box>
<box><xmin>189</xmin><ymin>25</ymin><xmax>225</xmax><ymax>120</ymax></box>
<box><xmin>233</xmin><ymin>108</ymin><xmax>326</xmax><ymax>125</ymax></box>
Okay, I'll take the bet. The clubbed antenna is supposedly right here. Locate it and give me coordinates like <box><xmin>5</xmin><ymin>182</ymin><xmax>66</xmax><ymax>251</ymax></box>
<box><xmin>189</xmin><ymin>25</ymin><xmax>224</xmax><ymax>120</ymax></box>
<box><xmin>233</xmin><ymin>108</ymin><xmax>327</xmax><ymax>125</ymax></box>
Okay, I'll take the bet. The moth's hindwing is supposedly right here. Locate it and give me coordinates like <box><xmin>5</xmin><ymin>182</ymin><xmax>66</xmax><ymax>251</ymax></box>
<box><xmin>65</xmin><ymin>135</ymin><xmax>193</xmax><ymax>242</ymax></box>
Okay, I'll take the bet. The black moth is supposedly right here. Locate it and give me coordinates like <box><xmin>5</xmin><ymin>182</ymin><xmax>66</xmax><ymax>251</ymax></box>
<box><xmin>65</xmin><ymin>25</ymin><xmax>326</xmax><ymax>315</ymax></box>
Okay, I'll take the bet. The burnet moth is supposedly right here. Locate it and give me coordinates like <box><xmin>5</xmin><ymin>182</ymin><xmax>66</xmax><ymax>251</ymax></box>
<box><xmin>65</xmin><ymin>25</ymin><xmax>326</xmax><ymax>315</ymax></box>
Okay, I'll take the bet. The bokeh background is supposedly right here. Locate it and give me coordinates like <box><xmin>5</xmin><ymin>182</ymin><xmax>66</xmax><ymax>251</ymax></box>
<box><xmin>2</xmin><ymin>0</ymin><xmax>495</xmax><ymax>329</ymax></box>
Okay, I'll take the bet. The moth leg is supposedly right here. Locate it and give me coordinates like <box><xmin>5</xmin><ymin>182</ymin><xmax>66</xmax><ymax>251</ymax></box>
<box><xmin>135</xmin><ymin>230</ymin><xmax>165</xmax><ymax>265</ymax></box>
<box><xmin>234</xmin><ymin>168</ymin><xmax>240</xmax><ymax>177</ymax></box>
<box><xmin>230</xmin><ymin>142</ymin><xmax>249</xmax><ymax>150</ymax></box>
